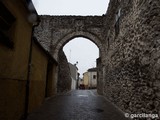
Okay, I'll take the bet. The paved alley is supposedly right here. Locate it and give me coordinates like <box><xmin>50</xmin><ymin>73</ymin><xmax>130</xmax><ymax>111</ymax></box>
<box><xmin>26</xmin><ymin>90</ymin><xmax>129</xmax><ymax>120</ymax></box>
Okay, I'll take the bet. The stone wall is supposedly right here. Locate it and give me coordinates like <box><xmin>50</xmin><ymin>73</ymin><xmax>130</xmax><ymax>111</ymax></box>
<box><xmin>57</xmin><ymin>49</ymin><xmax>72</xmax><ymax>93</ymax></box>
<box><xmin>104</xmin><ymin>0</ymin><xmax>160</xmax><ymax>116</ymax></box>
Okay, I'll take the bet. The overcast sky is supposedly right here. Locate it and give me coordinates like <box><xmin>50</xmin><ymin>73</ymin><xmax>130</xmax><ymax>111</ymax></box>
<box><xmin>63</xmin><ymin>38</ymin><xmax>99</xmax><ymax>77</ymax></box>
<box><xmin>32</xmin><ymin>0</ymin><xmax>109</xmax><ymax>15</ymax></box>
<box><xmin>32</xmin><ymin>0</ymin><xmax>109</xmax><ymax>77</ymax></box>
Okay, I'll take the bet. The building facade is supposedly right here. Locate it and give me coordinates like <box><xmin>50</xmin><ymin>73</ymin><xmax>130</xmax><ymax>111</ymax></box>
<box><xmin>0</xmin><ymin>1</ymin><xmax>58</xmax><ymax>119</ymax></box>
<box><xmin>88</xmin><ymin>68</ymin><xmax>97</xmax><ymax>89</ymax></box>
<box><xmin>82</xmin><ymin>72</ymin><xmax>89</xmax><ymax>89</ymax></box>
<box><xmin>82</xmin><ymin>68</ymin><xmax>97</xmax><ymax>89</ymax></box>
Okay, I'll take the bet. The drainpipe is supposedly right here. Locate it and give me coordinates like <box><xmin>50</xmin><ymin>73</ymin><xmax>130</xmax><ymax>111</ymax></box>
<box><xmin>24</xmin><ymin>14</ymin><xmax>40</xmax><ymax>119</ymax></box>
<box><xmin>24</xmin><ymin>26</ymin><xmax>34</xmax><ymax>119</ymax></box>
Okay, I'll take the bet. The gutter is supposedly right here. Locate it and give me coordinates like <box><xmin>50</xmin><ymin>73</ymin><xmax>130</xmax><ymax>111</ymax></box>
<box><xmin>24</xmin><ymin>25</ymin><xmax>37</xmax><ymax>119</ymax></box>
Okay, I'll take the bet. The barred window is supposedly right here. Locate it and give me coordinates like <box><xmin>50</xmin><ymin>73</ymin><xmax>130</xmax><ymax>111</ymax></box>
<box><xmin>0</xmin><ymin>2</ymin><xmax>16</xmax><ymax>48</ymax></box>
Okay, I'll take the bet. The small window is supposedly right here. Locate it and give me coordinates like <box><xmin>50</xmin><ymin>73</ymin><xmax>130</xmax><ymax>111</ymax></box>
<box><xmin>115</xmin><ymin>9</ymin><xmax>121</xmax><ymax>22</ymax></box>
<box><xmin>115</xmin><ymin>8</ymin><xmax>121</xmax><ymax>37</ymax></box>
<box><xmin>93</xmin><ymin>75</ymin><xmax>96</xmax><ymax>79</ymax></box>
<box><xmin>0</xmin><ymin>2</ymin><xmax>15</xmax><ymax>48</ymax></box>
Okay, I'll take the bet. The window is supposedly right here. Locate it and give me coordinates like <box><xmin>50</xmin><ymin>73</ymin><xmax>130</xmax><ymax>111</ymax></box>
<box><xmin>115</xmin><ymin>8</ymin><xmax>121</xmax><ymax>37</ymax></box>
<box><xmin>93</xmin><ymin>75</ymin><xmax>96</xmax><ymax>79</ymax></box>
<box><xmin>0</xmin><ymin>2</ymin><xmax>15</xmax><ymax>48</ymax></box>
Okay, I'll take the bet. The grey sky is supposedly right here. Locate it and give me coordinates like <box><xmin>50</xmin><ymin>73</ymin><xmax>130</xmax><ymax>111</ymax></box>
<box><xmin>32</xmin><ymin>0</ymin><xmax>109</xmax><ymax>77</ymax></box>
<box><xmin>63</xmin><ymin>38</ymin><xmax>99</xmax><ymax>77</ymax></box>
<box><xmin>32</xmin><ymin>0</ymin><xmax>109</xmax><ymax>15</ymax></box>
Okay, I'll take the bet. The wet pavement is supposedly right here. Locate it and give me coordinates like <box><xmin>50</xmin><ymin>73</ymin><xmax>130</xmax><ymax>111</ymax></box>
<box><xmin>26</xmin><ymin>90</ymin><xmax>129</xmax><ymax>120</ymax></box>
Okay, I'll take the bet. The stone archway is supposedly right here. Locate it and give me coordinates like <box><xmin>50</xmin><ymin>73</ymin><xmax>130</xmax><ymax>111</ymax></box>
<box><xmin>34</xmin><ymin>15</ymin><xmax>106</xmax><ymax>61</ymax></box>
<box><xmin>53</xmin><ymin>31</ymin><xmax>105</xmax><ymax>63</ymax></box>
<box><xmin>34</xmin><ymin>15</ymin><xmax>107</xmax><ymax>94</ymax></box>
<box><xmin>53</xmin><ymin>31</ymin><xmax>106</xmax><ymax>94</ymax></box>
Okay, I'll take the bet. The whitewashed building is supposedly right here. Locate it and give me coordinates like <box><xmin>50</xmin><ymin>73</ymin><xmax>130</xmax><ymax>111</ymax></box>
<box><xmin>69</xmin><ymin>63</ymin><xmax>78</xmax><ymax>89</ymax></box>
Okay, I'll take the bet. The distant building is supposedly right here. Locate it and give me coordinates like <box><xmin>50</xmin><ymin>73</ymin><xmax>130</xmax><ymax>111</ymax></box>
<box><xmin>69</xmin><ymin>63</ymin><xmax>79</xmax><ymax>89</ymax></box>
<box><xmin>82</xmin><ymin>68</ymin><xmax>97</xmax><ymax>89</ymax></box>
<box><xmin>78</xmin><ymin>77</ymin><xmax>83</xmax><ymax>87</ymax></box>
<box><xmin>88</xmin><ymin>68</ymin><xmax>97</xmax><ymax>89</ymax></box>
<box><xmin>83</xmin><ymin>72</ymin><xmax>89</xmax><ymax>89</ymax></box>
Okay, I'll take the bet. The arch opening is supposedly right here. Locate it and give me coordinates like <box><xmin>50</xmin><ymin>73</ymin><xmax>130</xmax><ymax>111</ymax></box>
<box><xmin>63</xmin><ymin>37</ymin><xmax>99</xmax><ymax>78</ymax></box>
<box><xmin>53</xmin><ymin>31</ymin><xmax>105</xmax><ymax>62</ymax></box>
<box><xmin>58</xmin><ymin>37</ymin><xmax>100</xmax><ymax>91</ymax></box>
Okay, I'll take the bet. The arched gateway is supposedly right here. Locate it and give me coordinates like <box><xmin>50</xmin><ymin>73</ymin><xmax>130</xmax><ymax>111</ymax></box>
<box><xmin>34</xmin><ymin>15</ymin><xmax>106</xmax><ymax>93</ymax></box>
<box><xmin>34</xmin><ymin>15</ymin><xmax>106</xmax><ymax>61</ymax></box>
<box><xmin>53</xmin><ymin>31</ymin><xmax>105</xmax><ymax>61</ymax></box>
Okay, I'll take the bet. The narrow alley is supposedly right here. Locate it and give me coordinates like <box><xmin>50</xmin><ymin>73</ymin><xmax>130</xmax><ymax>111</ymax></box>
<box><xmin>26</xmin><ymin>90</ymin><xmax>128</xmax><ymax>120</ymax></box>
<box><xmin>1</xmin><ymin>1</ymin><xmax>160</xmax><ymax>120</ymax></box>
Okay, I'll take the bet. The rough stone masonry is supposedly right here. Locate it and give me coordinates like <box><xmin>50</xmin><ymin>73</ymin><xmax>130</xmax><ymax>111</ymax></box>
<box><xmin>34</xmin><ymin>0</ymin><xmax>160</xmax><ymax>118</ymax></box>
<box><xmin>104</xmin><ymin>0</ymin><xmax>160</xmax><ymax>117</ymax></box>
<box><xmin>57</xmin><ymin>49</ymin><xmax>71</xmax><ymax>93</ymax></box>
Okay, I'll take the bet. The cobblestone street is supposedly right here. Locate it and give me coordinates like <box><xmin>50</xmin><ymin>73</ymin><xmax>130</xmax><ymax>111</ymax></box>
<box><xmin>26</xmin><ymin>90</ymin><xmax>129</xmax><ymax>120</ymax></box>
